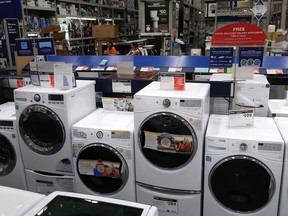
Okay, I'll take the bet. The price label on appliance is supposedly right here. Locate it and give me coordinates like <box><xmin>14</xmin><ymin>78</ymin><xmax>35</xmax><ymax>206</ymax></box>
<box><xmin>229</xmin><ymin>109</ymin><xmax>254</xmax><ymax>127</ymax></box>
<box><xmin>159</xmin><ymin>72</ymin><xmax>185</xmax><ymax>90</ymax></box>
<box><xmin>112</xmin><ymin>80</ymin><xmax>131</xmax><ymax>93</ymax></box>
<box><xmin>36</xmin><ymin>180</ymin><xmax>54</xmax><ymax>195</ymax></box>
<box><xmin>153</xmin><ymin>197</ymin><xmax>178</xmax><ymax>214</ymax></box>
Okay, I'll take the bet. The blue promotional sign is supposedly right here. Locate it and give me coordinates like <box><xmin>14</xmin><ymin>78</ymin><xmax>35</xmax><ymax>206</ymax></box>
<box><xmin>210</xmin><ymin>47</ymin><xmax>234</xmax><ymax>68</ymax></box>
<box><xmin>239</xmin><ymin>47</ymin><xmax>264</xmax><ymax>67</ymax></box>
<box><xmin>0</xmin><ymin>0</ymin><xmax>22</xmax><ymax>19</ymax></box>
<box><xmin>36</xmin><ymin>38</ymin><xmax>56</xmax><ymax>56</ymax></box>
<box><xmin>5</xmin><ymin>18</ymin><xmax>20</xmax><ymax>66</ymax></box>
<box><xmin>16</xmin><ymin>39</ymin><xmax>34</xmax><ymax>56</ymax></box>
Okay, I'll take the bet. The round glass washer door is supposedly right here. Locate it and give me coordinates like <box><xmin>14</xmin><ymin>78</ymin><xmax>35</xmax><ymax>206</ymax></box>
<box><xmin>209</xmin><ymin>155</ymin><xmax>275</xmax><ymax>213</ymax></box>
<box><xmin>76</xmin><ymin>143</ymin><xmax>129</xmax><ymax>195</ymax></box>
<box><xmin>0</xmin><ymin>134</ymin><xmax>16</xmax><ymax>176</ymax></box>
<box><xmin>138</xmin><ymin>112</ymin><xmax>197</xmax><ymax>169</ymax></box>
<box><xmin>19</xmin><ymin>105</ymin><xmax>65</xmax><ymax>155</ymax></box>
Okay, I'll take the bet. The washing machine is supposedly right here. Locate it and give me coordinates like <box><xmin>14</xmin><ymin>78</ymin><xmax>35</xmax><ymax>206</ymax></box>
<box><xmin>204</xmin><ymin>114</ymin><xmax>284</xmax><ymax>216</ymax></box>
<box><xmin>0</xmin><ymin>102</ymin><xmax>27</xmax><ymax>190</ymax></box>
<box><xmin>273</xmin><ymin>117</ymin><xmax>288</xmax><ymax>216</ymax></box>
<box><xmin>14</xmin><ymin>80</ymin><xmax>96</xmax><ymax>176</ymax></box>
<box><xmin>134</xmin><ymin>81</ymin><xmax>210</xmax><ymax>216</ymax></box>
<box><xmin>23</xmin><ymin>191</ymin><xmax>158</xmax><ymax>216</ymax></box>
<box><xmin>268</xmin><ymin>99</ymin><xmax>288</xmax><ymax>117</ymax></box>
<box><xmin>0</xmin><ymin>186</ymin><xmax>45</xmax><ymax>216</ymax></box>
<box><xmin>72</xmin><ymin>108</ymin><xmax>136</xmax><ymax>202</ymax></box>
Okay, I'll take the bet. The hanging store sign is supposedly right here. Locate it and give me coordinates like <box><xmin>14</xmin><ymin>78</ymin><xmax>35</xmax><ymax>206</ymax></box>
<box><xmin>252</xmin><ymin>0</ymin><xmax>267</xmax><ymax>21</ymax></box>
<box><xmin>211</xmin><ymin>22</ymin><xmax>266</xmax><ymax>46</ymax></box>
<box><xmin>145</xmin><ymin>1</ymin><xmax>169</xmax><ymax>33</ymax></box>
<box><xmin>0</xmin><ymin>0</ymin><xmax>22</xmax><ymax>19</ymax></box>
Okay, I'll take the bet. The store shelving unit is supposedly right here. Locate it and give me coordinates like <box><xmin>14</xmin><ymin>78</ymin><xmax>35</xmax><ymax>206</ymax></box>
<box><xmin>21</xmin><ymin>0</ymin><xmax>139</xmax><ymax>55</ymax></box>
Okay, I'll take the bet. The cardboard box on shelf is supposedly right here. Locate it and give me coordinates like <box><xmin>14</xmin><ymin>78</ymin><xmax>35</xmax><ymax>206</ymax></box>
<box><xmin>92</xmin><ymin>25</ymin><xmax>118</xmax><ymax>39</ymax></box>
<box><xmin>266</xmin><ymin>32</ymin><xmax>274</xmax><ymax>40</ymax></box>
<box><xmin>40</xmin><ymin>25</ymin><xmax>61</xmax><ymax>35</ymax></box>
<box><xmin>273</xmin><ymin>32</ymin><xmax>285</xmax><ymax>42</ymax></box>
<box><xmin>53</xmin><ymin>31</ymin><xmax>65</xmax><ymax>40</ymax></box>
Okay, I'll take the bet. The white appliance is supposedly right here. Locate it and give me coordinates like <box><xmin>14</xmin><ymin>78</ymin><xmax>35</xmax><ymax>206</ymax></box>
<box><xmin>210</xmin><ymin>74</ymin><xmax>270</xmax><ymax>117</ymax></box>
<box><xmin>72</xmin><ymin>109</ymin><xmax>136</xmax><ymax>202</ymax></box>
<box><xmin>273</xmin><ymin>117</ymin><xmax>288</xmax><ymax>216</ymax></box>
<box><xmin>134</xmin><ymin>81</ymin><xmax>210</xmax><ymax>216</ymax></box>
<box><xmin>204</xmin><ymin>114</ymin><xmax>284</xmax><ymax>216</ymax></box>
<box><xmin>0</xmin><ymin>186</ymin><xmax>45</xmax><ymax>216</ymax></box>
<box><xmin>0</xmin><ymin>102</ymin><xmax>27</xmax><ymax>190</ymax></box>
<box><xmin>23</xmin><ymin>191</ymin><xmax>158</xmax><ymax>216</ymax></box>
<box><xmin>14</xmin><ymin>81</ymin><xmax>96</xmax><ymax>194</ymax></box>
<box><xmin>268</xmin><ymin>99</ymin><xmax>288</xmax><ymax>117</ymax></box>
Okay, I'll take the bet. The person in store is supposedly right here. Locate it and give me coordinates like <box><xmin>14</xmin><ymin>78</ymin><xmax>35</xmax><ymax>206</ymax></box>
<box><xmin>127</xmin><ymin>42</ymin><xmax>141</xmax><ymax>56</ymax></box>
<box><xmin>106</xmin><ymin>40</ymin><xmax>117</xmax><ymax>55</ymax></box>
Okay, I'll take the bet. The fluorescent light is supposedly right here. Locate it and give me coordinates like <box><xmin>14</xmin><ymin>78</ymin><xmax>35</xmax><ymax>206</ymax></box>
<box><xmin>104</xmin><ymin>18</ymin><xmax>112</xmax><ymax>21</ymax></box>
<box><xmin>81</xmin><ymin>17</ymin><xmax>97</xmax><ymax>21</ymax></box>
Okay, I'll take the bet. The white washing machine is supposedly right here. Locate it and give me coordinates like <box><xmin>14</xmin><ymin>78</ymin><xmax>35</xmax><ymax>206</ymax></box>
<box><xmin>268</xmin><ymin>99</ymin><xmax>288</xmax><ymax>117</ymax></box>
<box><xmin>0</xmin><ymin>102</ymin><xmax>27</xmax><ymax>190</ymax></box>
<box><xmin>0</xmin><ymin>185</ymin><xmax>45</xmax><ymax>216</ymax></box>
<box><xmin>14</xmin><ymin>80</ymin><xmax>96</xmax><ymax>176</ymax></box>
<box><xmin>23</xmin><ymin>191</ymin><xmax>158</xmax><ymax>216</ymax></box>
<box><xmin>134</xmin><ymin>81</ymin><xmax>210</xmax><ymax>216</ymax></box>
<box><xmin>204</xmin><ymin>114</ymin><xmax>284</xmax><ymax>216</ymax></box>
<box><xmin>273</xmin><ymin>117</ymin><xmax>288</xmax><ymax>216</ymax></box>
<box><xmin>72</xmin><ymin>109</ymin><xmax>136</xmax><ymax>202</ymax></box>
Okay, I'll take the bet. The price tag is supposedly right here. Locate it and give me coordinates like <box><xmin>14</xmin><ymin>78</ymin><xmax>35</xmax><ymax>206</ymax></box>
<box><xmin>112</xmin><ymin>80</ymin><xmax>131</xmax><ymax>93</ymax></box>
<box><xmin>140</xmin><ymin>67</ymin><xmax>153</xmax><ymax>72</ymax></box>
<box><xmin>159</xmin><ymin>72</ymin><xmax>185</xmax><ymax>90</ymax></box>
<box><xmin>209</xmin><ymin>68</ymin><xmax>224</xmax><ymax>73</ymax></box>
<box><xmin>153</xmin><ymin>197</ymin><xmax>178</xmax><ymax>214</ymax></box>
<box><xmin>168</xmin><ymin>67</ymin><xmax>182</xmax><ymax>72</ymax></box>
<box><xmin>266</xmin><ymin>69</ymin><xmax>283</xmax><ymax>74</ymax></box>
<box><xmin>36</xmin><ymin>180</ymin><xmax>54</xmax><ymax>195</ymax></box>
<box><xmin>229</xmin><ymin>109</ymin><xmax>254</xmax><ymax>127</ymax></box>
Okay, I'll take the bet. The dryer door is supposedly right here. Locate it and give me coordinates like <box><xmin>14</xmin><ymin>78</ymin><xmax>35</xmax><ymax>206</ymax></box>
<box><xmin>138</xmin><ymin>112</ymin><xmax>197</xmax><ymax>169</ymax></box>
<box><xmin>76</xmin><ymin>143</ymin><xmax>129</xmax><ymax>195</ymax></box>
<box><xmin>209</xmin><ymin>155</ymin><xmax>275</xmax><ymax>213</ymax></box>
<box><xmin>19</xmin><ymin>105</ymin><xmax>65</xmax><ymax>155</ymax></box>
<box><xmin>0</xmin><ymin>134</ymin><xmax>16</xmax><ymax>176</ymax></box>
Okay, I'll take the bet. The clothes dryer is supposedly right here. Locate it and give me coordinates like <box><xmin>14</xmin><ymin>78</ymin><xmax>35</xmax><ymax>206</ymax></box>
<box><xmin>23</xmin><ymin>191</ymin><xmax>158</xmax><ymax>216</ymax></box>
<box><xmin>204</xmin><ymin>115</ymin><xmax>284</xmax><ymax>216</ymax></box>
<box><xmin>72</xmin><ymin>109</ymin><xmax>136</xmax><ymax>201</ymax></box>
<box><xmin>273</xmin><ymin>117</ymin><xmax>288</xmax><ymax>216</ymax></box>
<box><xmin>0</xmin><ymin>186</ymin><xmax>45</xmax><ymax>216</ymax></box>
<box><xmin>134</xmin><ymin>81</ymin><xmax>210</xmax><ymax>216</ymax></box>
<box><xmin>0</xmin><ymin>102</ymin><xmax>27</xmax><ymax>190</ymax></box>
<box><xmin>14</xmin><ymin>80</ymin><xmax>96</xmax><ymax>176</ymax></box>
<box><xmin>268</xmin><ymin>99</ymin><xmax>288</xmax><ymax>117</ymax></box>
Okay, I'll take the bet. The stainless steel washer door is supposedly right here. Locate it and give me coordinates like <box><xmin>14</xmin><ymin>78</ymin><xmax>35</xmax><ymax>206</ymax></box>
<box><xmin>209</xmin><ymin>155</ymin><xmax>275</xmax><ymax>213</ymax></box>
<box><xmin>19</xmin><ymin>105</ymin><xmax>65</xmax><ymax>155</ymax></box>
<box><xmin>0</xmin><ymin>134</ymin><xmax>16</xmax><ymax>176</ymax></box>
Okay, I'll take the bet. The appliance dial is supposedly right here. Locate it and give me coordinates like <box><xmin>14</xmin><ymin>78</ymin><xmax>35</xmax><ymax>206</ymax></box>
<box><xmin>96</xmin><ymin>131</ymin><xmax>103</xmax><ymax>139</ymax></box>
<box><xmin>163</xmin><ymin>99</ymin><xmax>171</xmax><ymax>108</ymax></box>
<box><xmin>34</xmin><ymin>94</ymin><xmax>41</xmax><ymax>102</ymax></box>
<box><xmin>240</xmin><ymin>143</ymin><xmax>248</xmax><ymax>151</ymax></box>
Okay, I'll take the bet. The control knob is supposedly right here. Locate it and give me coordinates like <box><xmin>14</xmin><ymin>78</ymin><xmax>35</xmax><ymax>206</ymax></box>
<box><xmin>240</xmin><ymin>143</ymin><xmax>248</xmax><ymax>151</ymax></box>
<box><xmin>96</xmin><ymin>131</ymin><xmax>103</xmax><ymax>139</ymax></box>
<box><xmin>163</xmin><ymin>99</ymin><xmax>171</xmax><ymax>108</ymax></box>
<box><xmin>34</xmin><ymin>94</ymin><xmax>41</xmax><ymax>102</ymax></box>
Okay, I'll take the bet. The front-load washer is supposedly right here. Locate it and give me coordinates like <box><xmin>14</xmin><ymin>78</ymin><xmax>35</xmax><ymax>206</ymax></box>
<box><xmin>268</xmin><ymin>99</ymin><xmax>288</xmax><ymax>117</ymax></box>
<box><xmin>134</xmin><ymin>81</ymin><xmax>210</xmax><ymax>216</ymax></box>
<box><xmin>23</xmin><ymin>191</ymin><xmax>158</xmax><ymax>216</ymax></box>
<box><xmin>0</xmin><ymin>185</ymin><xmax>45</xmax><ymax>216</ymax></box>
<box><xmin>204</xmin><ymin>114</ymin><xmax>284</xmax><ymax>216</ymax></box>
<box><xmin>273</xmin><ymin>117</ymin><xmax>288</xmax><ymax>216</ymax></box>
<box><xmin>72</xmin><ymin>109</ymin><xmax>135</xmax><ymax>202</ymax></box>
<box><xmin>0</xmin><ymin>102</ymin><xmax>27</xmax><ymax>190</ymax></box>
<box><xmin>14</xmin><ymin>80</ymin><xmax>96</xmax><ymax>176</ymax></box>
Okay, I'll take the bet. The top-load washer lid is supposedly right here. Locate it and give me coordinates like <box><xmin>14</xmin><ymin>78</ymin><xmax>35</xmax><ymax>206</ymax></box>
<box><xmin>138</xmin><ymin>112</ymin><xmax>197</xmax><ymax>169</ymax></box>
<box><xmin>19</xmin><ymin>104</ymin><xmax>65</xmax><ymax>155</ymax></box>
<box><xmin>0</xmin><ymin>186</ymin><xmax>45</xmax><ymax>216</ymax></box>
<box><xmin>23</xmin><ymin>191</ymin><xmax>158</xmax><ymax>216</ymax></box>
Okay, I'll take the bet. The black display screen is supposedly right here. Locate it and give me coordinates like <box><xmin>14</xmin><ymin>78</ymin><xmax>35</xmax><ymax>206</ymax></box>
<box><xmin>48</xmin><ymin>94</ymin><xmax>64</xmax><ymax>101</ymax></box>
<box><xmin>35</xmin><ymin>195</ymin><xmax>144</xmax><ymax>216</ymax></box>
<box><xmin>0</xmin><ymin>121</ymin><xmax>13</xmax><ymax>127</ymax></box>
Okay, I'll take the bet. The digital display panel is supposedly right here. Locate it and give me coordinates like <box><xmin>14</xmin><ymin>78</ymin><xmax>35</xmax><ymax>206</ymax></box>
<box><xmin>36</xmin><ymin>38</ymin><xmax>55</xmax><ymax>55</ymax></box>
<box><xmin>15</xmin><ymin>39</ymin><xmax>34</xmax><ymax>56</ymax></box>
<box><xmin>48</xmin><ymin>94</ymin><xmax>64</xmax><ymax>101</ymax></box>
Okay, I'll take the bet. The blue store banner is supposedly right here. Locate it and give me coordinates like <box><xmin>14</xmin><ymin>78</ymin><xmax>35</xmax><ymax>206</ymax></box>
<box><xmin>210</xmin><ymin>47</ymin><xmax>234</xmax><ymax>68</ymax></box>
<box><xmin>0</xmin><ymin>0</ymin><xmax>22</xmax><ymax>19</ymax></box>
<box><xmin>239</xmin><ymin>47</ymin><xmax>264</xmax><ymax>67</ymax></box>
